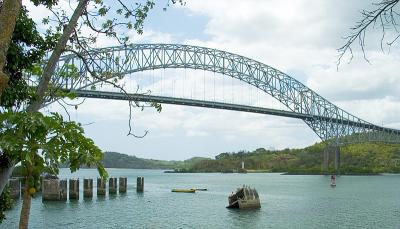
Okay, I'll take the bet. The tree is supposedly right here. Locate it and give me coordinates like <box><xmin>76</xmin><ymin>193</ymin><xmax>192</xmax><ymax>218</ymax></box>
<box><xmin>0</xmin><ymin>0</ymin><xmax>60</xmax><ymax>199</ymax></box>
<box><xmin>338</xmin><ymin>0</ymin><xmax>400</xmax><ymax>64</ymax></box>
<box><xmin>0</xmin><ymin>111</ymin><xmax>106</xmax><ymax>228</ymax></box>
<box><xmin>0</xmin><ymin>0</ymin><xmax>22</xmax><ymax>96</ymax></box>
<box><xmin>0</xmin><ymin>5</ymin><xmax>59</xmax><ymax>223</ymax></box>
<box><xmin>0</xmin><ymin>0</ymin><xmax>182</xmax><ymax>228</ymax></box>
<box><xmin>0</xmin><ymin>2</ymin><xmax>108</xmax><ymax>227</ymax></box>
<box><xmin>0</xmin><ymin>0</ymin><xmax>157</xmax><ymax>195</ymax></box>
<box><xmin>0</xmin><ymin>185</ymin><xmax>13</xmax><ymax>223</ymax></box>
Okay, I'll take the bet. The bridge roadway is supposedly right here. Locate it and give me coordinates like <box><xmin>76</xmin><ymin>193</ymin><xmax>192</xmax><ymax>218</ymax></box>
<box><xmin>75</xmin><ymin>89</ymin><xmax>311</xmax><ymax>119</ymax></box>
<box><xmin>73</xmin><ymin>90</ymin><xmax>400</xmax><ymax>135</ymax></box>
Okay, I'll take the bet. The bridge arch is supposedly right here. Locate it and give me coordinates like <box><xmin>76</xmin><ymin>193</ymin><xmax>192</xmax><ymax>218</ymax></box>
<box><xmin>56</xmin><ymin>44</ymin><xmax>400</xmax><ymax>144</ymax></box>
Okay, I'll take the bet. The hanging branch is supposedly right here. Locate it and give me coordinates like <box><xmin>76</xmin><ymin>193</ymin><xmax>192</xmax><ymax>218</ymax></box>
<box><xmin>62</xmin><ymin>48</ymin><xmax>154</xmax><ymax>137</ymax></box>
<box><xmin>338</xmin><ymin>0</ymin><xmax>400</xmax><ymax>66</ymax></box>
<box><xmin>34</xmin><ymin>0</ymin><xmax>184</xmax><ymax>137</ymax></box>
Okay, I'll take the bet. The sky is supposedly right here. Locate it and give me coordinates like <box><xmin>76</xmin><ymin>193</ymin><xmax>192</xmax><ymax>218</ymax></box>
<box><xmin>24</xmin><ymin>0</ymin><xmax>400</xmax><ymax>160</ymax></box>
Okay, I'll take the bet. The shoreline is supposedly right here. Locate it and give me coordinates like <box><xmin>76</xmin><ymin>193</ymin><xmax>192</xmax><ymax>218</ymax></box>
<box><xmin>164</xmin><ymin>170</ymin><xmax>393</xmax><ymax>176</ymax></box>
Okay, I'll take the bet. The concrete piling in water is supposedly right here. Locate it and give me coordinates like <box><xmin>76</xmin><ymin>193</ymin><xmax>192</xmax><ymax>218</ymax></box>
<box><xmin>40</xmin><ymin>176</ymin><xmax>131</xmax><ymax>201</ymax></box>
<box><xmin>97</xmin><ymin>178</ymin><xmax>106</xmax><ymax>196</ymax></box>
<box><xmin>59</xmin><ymin>179</ymin><xmax>67</xmax><ymax>201</ymax></box>
<box><xmin>8</xmin><ymin>178</ymin><xmax>20</xmax><ymax>199</ymax></box>
<box><xmin>84</xmin><ymin>178</ymin><xmax>93</xmax><ymax>198</ymax></box>
<box><xmin>42</xmin><ymin>179</ymin><xmax>61</xmax><ymax>201</ymax></box>
<box><xmin>137</xmin><ymin>177</ymin><xmax>144</xmax><ymax>192</ymax></box>
<box><xmin>69</xmin><ymin>179</ymin><xmax>79</xmax><ymax>200</ymax></box>
<box><xmin>109</xmin><ymin>177</ymin><xmax>117</xmax><ymax>194</ymax></box>
<box><xmin>119</xmin><ymin>177</ymin><xmax>127</xmax><ymax>193</ymax></box>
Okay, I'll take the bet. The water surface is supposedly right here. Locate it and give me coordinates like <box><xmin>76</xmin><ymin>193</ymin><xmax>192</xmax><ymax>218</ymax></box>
<box><xmin>2</xmin><ymin>169</ymin><xmax>399</xmax><ymax>228</ymax></box>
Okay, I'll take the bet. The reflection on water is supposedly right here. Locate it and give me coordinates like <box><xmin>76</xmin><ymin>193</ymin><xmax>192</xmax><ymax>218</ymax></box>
<box><xmin>227</xmin><ymin>208</ymin><xmax>262</xmax><ymax>228</ymax></box>
<box><xmin>95</xmin><ymin>195</ymin><xmax>106</xmax><ymax>202</ymax></box>
<box><xmin>41</xmin><ymin>200</ymin><xmax>68</xmax><ymax>211</ymax></box>
<box><xmin>2</xmin><ymin>169</ymin><xmax>400</xmax><ymax>229</ymax></box>
<box><xmin>136</xmin><ymin>191</ymin><xmax>144</xmax><ymax>198</ymax></box>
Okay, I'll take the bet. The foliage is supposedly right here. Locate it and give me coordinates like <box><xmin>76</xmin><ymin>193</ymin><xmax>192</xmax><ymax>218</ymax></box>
<box><xmin>10</xmin><ymin>165</ymin><xmax>25</xmax><ymax>177</ymax></box>
<box><xmin>0</xmin><ymin>6</ymin><xmax>58</xmax><ymax>111</ymax></box>
<box><xmin>99</xmin><ymin>151</ymin><xmax>182</xmax><ymax>169</ymax></box>
<box><xmin>0</xmin><ymin>0</ymin><xmax>183</xmax><ymax>227</ymax></box>
<box><xmin>76</xmin><ymin>152</ymin><xmax>209</xmax><ymax>170</ymax></box>
<box><xmin>184</xmin><ymin>142</ymin><xmax>400</xmax><ymax>174</ymax></box>
<box><xmin>0</xmin><ymin>185</ymin><xmax>13</xmax><ymax>223</ymax></box>
<box><xmin>0</xmin><ymin>111</ymin><xmax>107</xmax><ymax>191</ymax></box>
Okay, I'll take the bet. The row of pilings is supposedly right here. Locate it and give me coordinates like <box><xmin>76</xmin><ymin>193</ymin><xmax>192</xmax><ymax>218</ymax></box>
<box><xmin>8</xmin><ymin>176</ymin><xmax>145</xmax><ymax>201</ymax></box>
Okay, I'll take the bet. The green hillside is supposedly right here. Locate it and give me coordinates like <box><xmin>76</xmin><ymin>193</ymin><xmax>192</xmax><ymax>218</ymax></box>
<box><xmin>59</xmin><ymin>142</ymin><xmax>400</xmax><ymax>174</ymax></box>
<box><xmin>184</xmin><ymin>142</ymin><xmax>400</xmax><ymax>174</ymax></box>
<box><xmin>102</xmin><ymin>152</ymin><xmax>209</xmax><ymax>169</ymax></box>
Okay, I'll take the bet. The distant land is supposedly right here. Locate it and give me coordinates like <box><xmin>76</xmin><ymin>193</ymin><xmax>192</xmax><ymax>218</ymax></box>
<box><xmin>54</xmin><ymin>142</ymin><xmax>400</xmax><ymax>175</ymax></box>
<box><xmin>102</xmin><ymin>141</ymin><xmax>400</xmax><ymax>175</ymax></box>
<box><xmin>101</xmin><ymin>151</ymin><xmax>209</xmax><ymax>170</ymax></box>
<box><xmin>182</xmin><ymin>142</ymin><xmax>400</xmax><ymax>175</ymax></box>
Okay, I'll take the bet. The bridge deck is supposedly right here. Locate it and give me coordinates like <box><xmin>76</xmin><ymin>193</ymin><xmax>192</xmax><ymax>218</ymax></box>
<box><xmin>73</xmin><ymin>90</ymin><xmax>400</xmax><ymax>136</ymax></box>
<box><xmin>74</xmin><ymin>90</ymin><xmax>313</xmax><ymax>120</ymax></box>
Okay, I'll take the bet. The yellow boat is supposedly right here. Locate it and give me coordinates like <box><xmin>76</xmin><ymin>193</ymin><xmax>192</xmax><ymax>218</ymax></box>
<box><xmin>171</xmin><ymin>189</ymin><xmax>196</xmax><ymax>193</ymax></box>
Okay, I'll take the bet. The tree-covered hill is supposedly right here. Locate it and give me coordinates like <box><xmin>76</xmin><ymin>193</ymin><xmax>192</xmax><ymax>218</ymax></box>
<box><xmin>61</xmin><ymin>142</ymin><xmax>400</xmax><ymax>174</ymax></box>
<box><xmin>184</xmin><ymin>142</ymin><xmax>400</xmax><ymax>174</ymax></box>
<box><xmin>102</xmin><ymin>152</ymin><xmax>180</xmax><ymax>169</ymax></box>
<box><xmin>102</xmin><ymin>152</ymin><xmax>210</xmax><ymax>169</ymax></box>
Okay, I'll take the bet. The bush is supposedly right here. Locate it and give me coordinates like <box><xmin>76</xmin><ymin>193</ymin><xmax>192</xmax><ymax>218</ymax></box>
<box><xmin>0</xmin><ymin>185</ymin><xmax>14</xmax><ymax>224</ymax></box>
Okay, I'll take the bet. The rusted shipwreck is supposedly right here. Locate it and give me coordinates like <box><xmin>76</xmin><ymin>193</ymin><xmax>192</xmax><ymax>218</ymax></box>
<box><xmin>227</xmin><ymin>185</ymin><xmax>261</xmax><ymax>209</ymax></box>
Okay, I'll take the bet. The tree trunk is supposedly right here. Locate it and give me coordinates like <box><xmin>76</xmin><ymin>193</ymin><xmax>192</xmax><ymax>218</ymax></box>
<box><xmin>0</xmin><ymin>153</ymin><xmax>14</xmax><ymax>195</ymax></box>
<box><xmin>0</xmin><ymin>0</ymin><xmax>22</xmax><ymax>196</ymax></box>
<box><xmin>0</xmin><ymin>0</ymin><xmax>22</xmax><ymax>96</ymax></box>
<box><xmin>0</xmin><ymin>164</ymin><xmax>14</xmax><ymax>196</ymax></box>
<box><xmin>19</xmin><ymin>181</ymin><xmax>32</xmax><ymax>229</ymax></box>
<box><xmin>27</xmin><ymin>0</ymin><xmax>89</xmax><ymax>112</ymax></box>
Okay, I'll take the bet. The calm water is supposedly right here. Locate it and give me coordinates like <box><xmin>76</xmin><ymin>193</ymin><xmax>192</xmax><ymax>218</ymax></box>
<box><xmin>2</xmin><ymin>169</ymin><xmax>399</xmax><ymax>229</ymax></box>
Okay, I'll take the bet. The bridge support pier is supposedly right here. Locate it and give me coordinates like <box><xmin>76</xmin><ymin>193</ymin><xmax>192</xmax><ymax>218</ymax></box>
<box><xmin>322</xmin><ymin>145</ymin><xmax>341</xmax><ymax>175</ymax></box>
<box><xmin>323</xmin><ymin>148</ymin><xmax>329</xmax><ymax>175</ymax></box>
<box><xmin>334</xmin><ymin>147</ymin><xmax>340</xmax><ymax>175</ymax></box>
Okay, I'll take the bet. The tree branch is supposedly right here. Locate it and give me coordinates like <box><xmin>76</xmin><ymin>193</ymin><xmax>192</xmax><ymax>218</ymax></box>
<box><xmin>27</xmin><ymin>0</ymin><xmax>89</xmax><ymax>112</ymax></box>
<box><xmin>338</xmin><ymin>0</ymin><xmax>400</xmax><ymax>66</ymax></box>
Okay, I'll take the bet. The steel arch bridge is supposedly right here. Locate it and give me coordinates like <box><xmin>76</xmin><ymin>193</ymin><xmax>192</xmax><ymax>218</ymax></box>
<box><xmin>51</xmin><ymin>43</ymin><xmax>400</xmax><ymax>145</ymax></box>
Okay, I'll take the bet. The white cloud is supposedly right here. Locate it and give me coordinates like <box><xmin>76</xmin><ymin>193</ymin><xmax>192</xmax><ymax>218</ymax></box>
<box><xmin>128</xmin><ymin>29</ymin><xmax>177</xmax><ymax>44</ymax></box>
<box><xmin>23</xmin><ymin>0</ymin><xmax>77</xmax><ymax>29</ymax></box>
<box><xmin>183</xmin><ymin>0</ymin><xmax>400</xmax><ymax>125</ymax></box>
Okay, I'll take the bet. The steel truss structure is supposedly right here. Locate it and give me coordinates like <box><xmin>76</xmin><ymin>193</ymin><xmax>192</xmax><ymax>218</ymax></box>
<box><xmin>52</xmin><ymin>44</ymin><xmax>400</xmax><ymax>145</ymax></box>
